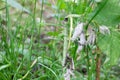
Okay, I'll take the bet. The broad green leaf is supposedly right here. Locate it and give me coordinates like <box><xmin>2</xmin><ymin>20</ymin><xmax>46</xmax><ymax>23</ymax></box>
<box><xmin>98</xmin><ymin>30</ymin><xmax>120</xmax><ymax>65</ymax></box>
<box><xmin>2</xmin><ymin>0</ymin><xmax>30</xmax><ymax>13</ymax></box>
<box><xmin>94</xmin><ymin>0</ymin><xmax>120</xmax><ymax>26</ymax></box>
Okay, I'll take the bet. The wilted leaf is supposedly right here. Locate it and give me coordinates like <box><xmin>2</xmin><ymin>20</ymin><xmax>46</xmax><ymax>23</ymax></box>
<box><xmin>76</xmin><ymin>45</ymin><xmax>83</xmax><ymax>53</ymax></box>
<box><xmin>87</xmin><ymin>27</ymin><xmax>96</xmax><ymax>45</ymax></box>
<box><xmin>64</xmin><ymin>54</ymin><xmax>75</xmax><ymax>80</ymax></box>
<box><xmin>99</xmin><ymin>25</ymin><xmax>110</xmax><ymax>34</ymax></box>
<box><xmin>64</xmin><ymin>69</ymin><xmax>74</xmax><ymax>80</ymax></box>
<box><xmin>76</xmin><ymin>32</ymin><xmax>86</xmax><ymax>53</ymax></box>
<box><xmin>71</xmin><ymin>23</ymin><xmax>84</xmax><ymax>41</ymax></box>
<box><xmin>78</xmin><ymin>32</ymin><xmax>86</xmax><ymax>45</ymax></box>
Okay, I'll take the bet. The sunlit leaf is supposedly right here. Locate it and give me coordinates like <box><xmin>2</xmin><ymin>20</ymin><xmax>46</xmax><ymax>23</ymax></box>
<box><xmin>0</xmin><ymin>64</ymin><xmax>11</xmax><ymax>71</ymax></box>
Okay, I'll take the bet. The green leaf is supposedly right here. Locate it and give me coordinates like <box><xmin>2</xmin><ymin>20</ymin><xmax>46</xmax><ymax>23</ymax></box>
<box><xmin>98</xmin><ymin>30</ymin><xmax>120</xmax><ymax>65</ymax></box>
<box><xmin>0</xmin><ymin>63</ymin><xmax>11</xmax><ymax>71</ymax></box>
<box><xmin>2</xmin><ymin>0</ymin><xmax>30</xmax><ymax>13</ymax></box>
<box><xmin>94</xmin><ymin>0</ymin><xmax>120</xmax><ymax>26</ymax></box>
<box><xmin>0</xmin><ymin>72</ymin><xmax>7</xmax><ymax>80</ymax></box>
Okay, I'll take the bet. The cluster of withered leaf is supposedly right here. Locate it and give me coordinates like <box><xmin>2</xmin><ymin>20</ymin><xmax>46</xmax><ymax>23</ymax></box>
<box><xmin>64</xmin><ymin>54</ymin><xmax>75</xmax><ymax>80</ymax></box>
<box><xmin>64</xmin><ymin>22</ymin><xmax>110</xmax><ymax>80</ymax></box>
<box><xmin>71</xmin><ymin>23</ymin><xmax>110</xmax><ymax>54</ymax></box>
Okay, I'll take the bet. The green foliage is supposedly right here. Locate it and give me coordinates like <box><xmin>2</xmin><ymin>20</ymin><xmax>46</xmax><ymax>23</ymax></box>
<box><xmin>98</xmin><ymin>29</ymin><xmax>120</xmax><ymax>66</ymax></box>
<box><xmin>94</xmin><ymin>0</ymin><xmax>120</xmax><ymax>26</ymax></box>
<box><xmin>57</xmin><ymin>0</ymin><xmax>88</xmax><ymax>14</ymax></box>
<box><xmin>0</xmin><ymin>0</ymin><xmax>120</xmax><ymax>80</ymax></box>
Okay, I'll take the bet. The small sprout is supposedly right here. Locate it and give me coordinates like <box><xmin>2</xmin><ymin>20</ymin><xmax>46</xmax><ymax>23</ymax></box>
<box><xmin>71</xmin><ymin>23</ymin><xmax>84</xmax><ymax>41</ymax></box>
<box><xmin>99</xmin><ymin>25</ymin><xmax>110</xmax><ymax>34</ymax></box>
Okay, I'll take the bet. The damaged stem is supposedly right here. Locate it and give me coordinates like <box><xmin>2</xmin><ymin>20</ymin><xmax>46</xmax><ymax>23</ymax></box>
<box><xmin>96</xmin><ymin>47</ymin><xmax>101</xmax><ymax>80</ymax></box>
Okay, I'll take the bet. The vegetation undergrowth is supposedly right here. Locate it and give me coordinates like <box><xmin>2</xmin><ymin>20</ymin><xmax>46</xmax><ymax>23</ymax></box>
<box><xmin>0</xmin><ymin>0</ymin><xmax>120</xmax><ymax>80</ymax></box>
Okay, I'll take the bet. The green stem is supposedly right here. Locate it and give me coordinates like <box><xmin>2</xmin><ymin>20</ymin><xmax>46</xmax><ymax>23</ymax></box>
<box><xmin>39</xmin><ymin>0</ymin><xmax>44</xmax><ymax>34</ymax></box>
<box><xmin>62</xmin><ymin>26</ymin><xmax>68</xmax><ymax>66</ymax></box>
<box><xmin>68</xmin><ymin>17</ymin><xmax>73</xmax><ymax>49</ymax></box>
<box><xmin>86</xmin><ymin>45</ymin><xmax>90</xmax><ymax>80</ymax></box>
<box><xmin>96</xmin><ymin>54</ymin><xmax>101</xmax><ymax>80</ymax></box>
<box><xmin>96</xmin><ymin>47</ymin><xmax>101</xmax><ymax>80</ymax></box>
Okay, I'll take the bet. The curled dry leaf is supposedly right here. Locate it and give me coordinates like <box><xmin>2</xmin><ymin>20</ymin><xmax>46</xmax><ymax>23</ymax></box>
<box><xmin>71</xmin><ymin>23</ymin><xmax>84</xmax><ymax>41</ymax></box>
<box><xmin>87</xmin><ymin>27</ymin><xmax>96</xmax><ymax>45</ymax></box>
<box><xmin>99</xmin><ymin>25</ymin><xmax>110</xmax><ymax>34</ymax></box>
<box><xmin>77</xmin><ymin>32</ymin><xmax>86</xmax><ymax>53</ymax></box>
<box><xmin>78</xmin><ymin>32</ymin><xmax>86</xmax><ymax>45</ymax></box>
<box><xmin>64</xmin><ymin>54</ymin><xmax>75</xmax><ymax>70</ymax></box>
<box><xmin>64</xmin><ymin>53</ymin><xmax>75</xmax><ymax>80</ymax></box>
<box><xmin>77</xmin><ymin>45</ymin><xmax>83</xmax><ymax>53</ymax></box>
<box><xmin>64</xmin><ymin>69</ymin><xmax>74</xmax><ymax>80</ymax></box>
